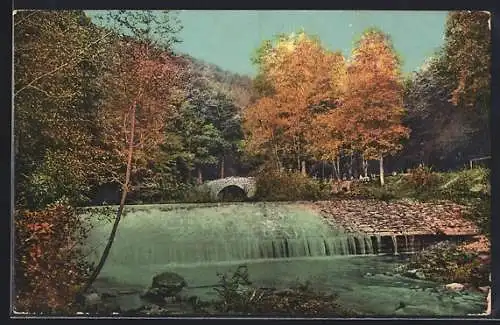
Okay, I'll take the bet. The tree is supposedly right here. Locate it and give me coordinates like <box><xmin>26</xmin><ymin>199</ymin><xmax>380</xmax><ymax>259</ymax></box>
<box><xmin>396</xmin><ymin>11</ymin><xmax>491</xmax><ymax>172</ymax></box>
<box><xmin>244</xmin><ymin>31</ymin><xmax>345</xmax><ymax>174</ymax></box>
<box><xmin>344</xmin><ymin>28</ymin><xmax>409</xmax><ymax>185</ymax></box>
<box><xmin>14</xmin><ymin>10</ymin><xmax>114</xmax><ymax>209</ymax></box>
<box><xmin>177</xmin><ymin>71</ymin><xmax>235</xmax><ymax>181</ymax></box>
<box><xmin>82</xmin><ymin>10</ymin><xmax>186</xmax><ymax>293</ymax></box>
<box><xmin>443</xmin><ymin>11</ymin><xmax>491</xmax><ymax>110</ymax></box>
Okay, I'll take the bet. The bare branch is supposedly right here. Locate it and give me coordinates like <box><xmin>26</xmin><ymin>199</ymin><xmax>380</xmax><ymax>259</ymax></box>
<box><xmin>14</xmin><ymin>11</ymin><xmax>39</xmax><ymax>27</ymax></box>
<box><xmin>15</xmin><ymin>30</ymin><xmax>114</xmax><ymax>97</ymax></box>
<box><xmin>25</xmin><ymin>85</ymin><xmax>78</xmax><ymax>99</ymax></box>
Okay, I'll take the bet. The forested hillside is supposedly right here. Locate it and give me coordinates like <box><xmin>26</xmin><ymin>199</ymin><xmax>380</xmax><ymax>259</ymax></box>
<box><xmin>14</xmin><ymin>10</ymin><xmax>255</xmax><ymax>208</ymax></box>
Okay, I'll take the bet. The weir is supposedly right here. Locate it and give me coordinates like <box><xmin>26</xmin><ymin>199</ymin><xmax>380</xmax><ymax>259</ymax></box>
<box><xmin>83</xmin><ymin>203</ymin><xmax>387</xmax><ymax>266</ymax></box>
<box><xmin>79</xmin><ymin>202</ymin><xmax>485</xmax><ymax>317</ymax></box>
<box><xmin>83</xmin><ymin>203</ymin><xmax>475</xmax><ymax>269</ymax></box>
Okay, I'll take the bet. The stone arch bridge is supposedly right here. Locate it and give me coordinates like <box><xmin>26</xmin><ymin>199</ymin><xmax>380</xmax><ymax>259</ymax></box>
<box><xmin>203</xmin><ymin>177</ymin><xmax>256</xmax><ymax>201</ymax></box>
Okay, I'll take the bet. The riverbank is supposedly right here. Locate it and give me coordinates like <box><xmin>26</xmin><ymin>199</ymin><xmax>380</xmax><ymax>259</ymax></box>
<box><xmin>306</xmin><ymin>199</ymin><xmax>478</xmax><ymax>236</ymax></box>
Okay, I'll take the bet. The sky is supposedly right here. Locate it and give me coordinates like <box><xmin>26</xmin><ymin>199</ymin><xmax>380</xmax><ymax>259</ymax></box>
<box><xmin>173</xmin><ymin>10</ymin><xmax>449</xmax><ymax>77</ymax></box>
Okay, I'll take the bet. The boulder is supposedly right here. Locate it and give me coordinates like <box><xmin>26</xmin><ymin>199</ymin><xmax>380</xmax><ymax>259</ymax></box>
<box><xmin>404</xmin><ymin>269</ymin><xmax>426</xmax><ymax>280</ymax></box>
<box><xmin>444</xmin><ymin>283</ymin><xmax>465</xmax><ymax>292</ymax></box>
<box><xmin>142</xmin><ymin>272</ymin><xmax>187</xmax><ymax>303</ymax></box>
<box><xmin>84</xmin><ymin>292</ymin><xmax>102</xmax><ymax>307</ymax></box>
<box><xmin>112</xmin><ymin>293</ymin><xmax>147</xmax><ymax>312</ymax></box>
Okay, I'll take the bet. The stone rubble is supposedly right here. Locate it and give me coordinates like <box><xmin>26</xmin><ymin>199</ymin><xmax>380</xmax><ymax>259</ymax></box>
<box><xmin>307</xmin><ymin>200</ymin><xmax>479</xmax><ymax>236</ymax></box>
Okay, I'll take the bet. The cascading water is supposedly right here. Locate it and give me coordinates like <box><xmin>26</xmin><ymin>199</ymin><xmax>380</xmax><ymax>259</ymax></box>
<box><xmin>391</xmin><ymin>235</ymin><xmax>399</xmax><ymax>255</ymax></box>
<box><xmin>84</xmin><ymin>203</ymin><xmax>377</xmax><ymax>267</ymax></box>
<box><xmin>376</xmin><ymin>235</ymin><xmax>382</xmax><ymax>254</ymax></box>
<box><xmin>82</xmin><ymin>202</ymin><xmax>487</xmax><ymax>317</ymax></box>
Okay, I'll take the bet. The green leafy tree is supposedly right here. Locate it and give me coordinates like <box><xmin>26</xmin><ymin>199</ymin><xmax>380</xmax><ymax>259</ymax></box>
<box><xmin>14</xmin><ymin>10</ymin><xmax>113</xmax><ymax>209</ymax></box>
<box><xmin>443</xmin><ymin>11</ymin><xmax>491</xmax><ymax>110</ymax></box>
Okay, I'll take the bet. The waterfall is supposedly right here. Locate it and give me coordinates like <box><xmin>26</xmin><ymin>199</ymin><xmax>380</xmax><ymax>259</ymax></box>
<box><xmin>84</xmin><ymin>203</ymin><xmax>380</xmax><ymax>266</ymax></box>
<box><xmin>376</xmin><ymin>235</ymin><xmax>382</xmax><ymax>254</ymax></box>
<box><xmin>409</xmin><ymin>235</ymin><xmax>415</xmax><ymax>253</ymax></box>
<box><xmin>391</xmin><ymin>235</ymin><xmax>399</xmax><ymax>255</ymax></box>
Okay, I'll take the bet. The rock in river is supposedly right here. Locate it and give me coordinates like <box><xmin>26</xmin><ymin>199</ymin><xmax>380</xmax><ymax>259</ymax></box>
<box><xmin>142</xmin><ymin>272</ymin><xmax>188</xmax><ymax>304</ymax></box>
<box><xmin>445</xmin><ymin>283</ymin><xmax>465</xmax><ymax>292</ymax></box>
<box><xmin>404</xmin><ymin>269</ymin><xmax>426</xmax><ymax>280</ymax></box>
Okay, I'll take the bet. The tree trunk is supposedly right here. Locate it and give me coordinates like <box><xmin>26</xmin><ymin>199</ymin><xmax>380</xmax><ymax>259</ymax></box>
<box><xmin>379</xmin><ymin>155</ymin><xmax>385</xmax><ymax>186</ymax></box>
<box><xmin>336</xmin><ymin>157</ymin><xmax>341</xmax><ymax>180</ymax></box>
<box><xmin>301</xmin><ymin>160</ymin><xmax>306</xmax><ymax>176</ymax></box>
<box><xmin>82</xmin><ymin>102</ymin><xmax>136</xmax><ymax>294</ymax></box>
<box><xmin>274</xmin><ymin>146</ymin><xmax>282</xmax><ymax>173</ymax></box>
<box><xmin>197</xmin><ymin>167</ymin><xmax>203</xmax><ymax>184</ymax></box>
<box><xmin>363</xmin><ymin>156</ymin><xmax>368</xmax><ymax>178</ymax></box>
<box><xmin>322</xmin><ymin>161</ymin><xmax>325</xmax><ymax>179</ymax></box>
<box><xmin>271</xmin><ymin>133</ymin><xmax>282</xmax><ymax>173</ymax></box>
<box><xmin>220</xmin><ymin>156</ymin><xmax>225</xmax><ymax>179</ymax></box>
<box><xmin>349</xmin><ymin>153</ymin><xmax>353</xmax><ymax>179</ymax></box>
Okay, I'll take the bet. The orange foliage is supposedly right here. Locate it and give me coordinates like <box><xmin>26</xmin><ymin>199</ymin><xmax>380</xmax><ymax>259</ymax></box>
<box><xmin>98</xmin><ymin>40</ymin><xmax>188</xmax><ymax>180</ymax></box>
<box><xmin>14</xmin><ymin>204</ymin><xmax>92</xmax><ymax>313</ymax></box>
<box><xmin>244</xmin><ymin>32</ymin><xmax>346</xmax><ymax>169</ymax></box>
<box><xmin>343</xmin><ymin>29</ymin><xmax>410</xmax><ymax>160</ymax></box>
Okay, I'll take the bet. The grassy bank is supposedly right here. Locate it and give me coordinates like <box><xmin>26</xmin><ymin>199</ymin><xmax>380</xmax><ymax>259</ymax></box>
<box><xmin>354</xmin><ymin>167</ymin><xmax>490</xmax><ymax>237</ymax></box>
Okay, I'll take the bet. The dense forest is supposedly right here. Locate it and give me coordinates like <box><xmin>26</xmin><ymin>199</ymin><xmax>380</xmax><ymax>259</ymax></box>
<box><xmin>14</xmin><ymin>10</ymin><xmax>490</xmax><ymax>209</ymax></box>
<box><xmin>13</xmin><ymin>10</ymin><xmax>490</xmax><ymax>313</ymax></box>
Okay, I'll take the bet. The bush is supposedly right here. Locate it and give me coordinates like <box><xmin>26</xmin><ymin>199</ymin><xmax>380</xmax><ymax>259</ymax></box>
<box><xmin>254</xmin><ymin>170</ymin><xmax>330</xmax><ymax>201</ymax></box>
<box><xmin>14</xmin><ymin>202</ymin><xmax>93</xmax><ymax>314</ymax></box>
<box><xmin>400</xmin><ymin>241</ymin><xmax>490</xmax><ymax>287</ymax></box>
<box><xmin>213</xmin><ymin>265</ymin><xmax>253</xmax><ymax>313</ymax></box>
<box><xmin>365</xmin><ymin>187</ymin><xmax>398</xmax><ymax>201</ymax></box>
<box><xmin>212</xmin><ymin>265</ymin><xmax>360</xmax><ymax>316</ymax></box>
<box><xmin>462</xmin><ymin>198</ymin><xmax>490</xmax><ymax>238</ymax></box>
<box><xmin>440</xmin><ymin>167</ymin><xmax>490</xmax><ymax>200</ymax></box>
<box><xmin>181</xmin><ymin>185</ymin><xmax>216</xmax><ymax>203</ymax></box>
<box><xmin>404</xmin><ymin>165</ymin><xmax>441</xmax><ymax>192</ymax></box>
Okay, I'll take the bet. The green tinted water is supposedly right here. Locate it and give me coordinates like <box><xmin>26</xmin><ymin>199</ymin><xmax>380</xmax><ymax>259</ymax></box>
<box><xmin>83</xmin><ymin>202</ymin><xmax>486</xmax><ymax>316</ymax></box>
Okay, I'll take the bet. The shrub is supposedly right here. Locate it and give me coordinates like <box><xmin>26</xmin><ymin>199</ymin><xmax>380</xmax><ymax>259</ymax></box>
<box><xmin>462</xmin><ymin>198</ymin><xmax>490</xmax><ymax>238</ymax></box>
<box><xmin>14</xmin><ymin>202</ymin><xmax>93</xmax><ymax>314</ymax></box>
<box><xmin>181</xmin><ymin>185</ymin><xmax>216</xmax><ymax>203</ymax></box>
<box><xmin>440</xmin><ymin>167</ymin><xmax>490</xmax><ymax>200</ymax></box>
<box><xmin>213</xmin><ymin>265</ymin><xmax>253</xmax><ymax>313</ymax></box>
<box><xmin>212</xmin><ymin>265</ymin><xmax>360</xmax><ymax>316</ymax></box>
<box><xmin>404</xmin><ymin>165</ymin><xmax>440</xmax><ymax>192</ymax></box>
<box><xmin>400</xmin><ymin>241</ymin><xmax>490</xmax><ymax>287</ymax></box>
<box><xmin>366</xmin><ymin>187</ymin><xmax>398</xmax><ymax>201</ymax></box>
<box><xmin>254</xmin><ymin>170</ymin><xmax>330</xmax><ymax>201</ymax></box>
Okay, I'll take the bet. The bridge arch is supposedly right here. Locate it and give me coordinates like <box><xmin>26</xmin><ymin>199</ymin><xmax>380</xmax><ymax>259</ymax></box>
<box><xmin>217</xmin><ymin>185</ymin><xmax>247</xmax><ymax>201</ymax></box>
<box><xmin>203</xmin><ymin>177</ymin><xmax>257</xmax><ymax>201</ymax></box>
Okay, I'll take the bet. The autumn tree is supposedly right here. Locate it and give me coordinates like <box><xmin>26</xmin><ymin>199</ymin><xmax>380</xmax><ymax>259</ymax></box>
<box><xmin>82</xmin><ymin>10</ymin><xmax>187</xmax><ymax>292</ymax></box>
<box><xmin>304</xmin><ymin>56</ymin><xmax>348</xmax><ymax>179</ymax></box>
<box><xmin>244</xmin><ymin>31</ymin><xmax>345</xmax><ymax>175</ymax></box>
<box><xmin>344</xmin><ymin>28</ymin><xmax>409</xmax><ymax>185</ymax></box>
